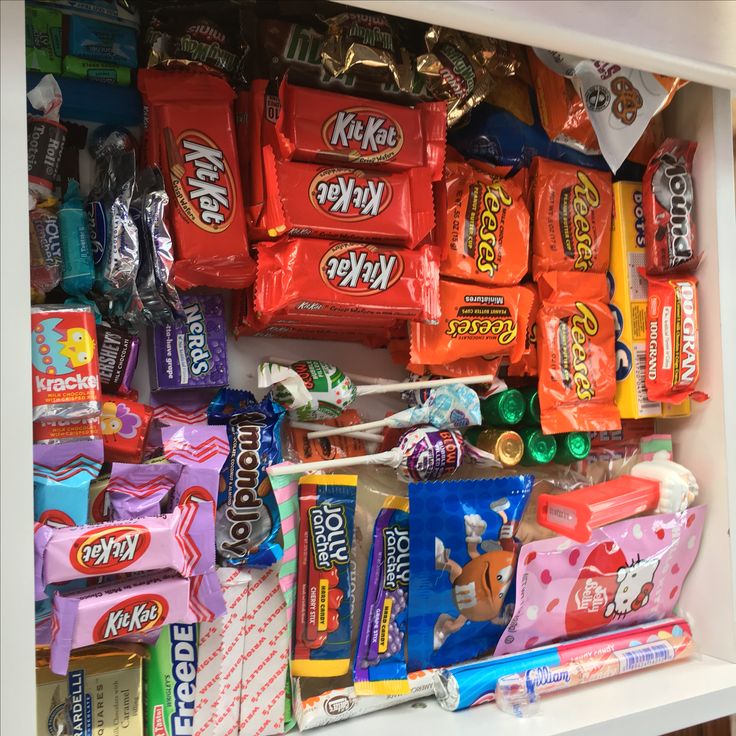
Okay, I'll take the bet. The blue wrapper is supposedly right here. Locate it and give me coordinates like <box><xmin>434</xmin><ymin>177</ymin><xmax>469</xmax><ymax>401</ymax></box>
<box><xmin>209</xmin><ymin>388</ymin><xmax>285</xmax><ymax>567</ymax></box>
<box><xmin>449</xmin><ymin>102</ymin><xmax>646</xmax><ymax>180</ymax></box>
<box><xmin>354</xmin><ymin>496</ymin><xmax>410</xmax><ymax>695</ymax></box>
<box><xmin>67</xmin><ymin>15</ymin><xmax>137</xmax><ymax>68</ymax></box>
<box><xmin>407</xmin><ymin>476</ymin><xmax>533</xmax><ymax>671</ymax></box>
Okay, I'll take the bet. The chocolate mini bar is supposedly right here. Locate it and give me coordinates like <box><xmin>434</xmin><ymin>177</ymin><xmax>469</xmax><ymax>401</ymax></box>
<box><xmin>36</xmin><ymin>500</ymin><xmax>215</xmax><ymax>587</ymax></box>
<box><xmin>96</xmin><ymin>325</ymin><xmax>139</xmax><ymax>395</ymax></box>
<box><xmin>137</xmin><ymin>69</ymin><xmax>255</xmax><ymax>290</ymax></box>
<box><xmin>254</xmin><ymin>239</ymin><xmax>441</xmax><ymax>323</ymax></box>
<box><xmin>50</xmin><ymin>569</ymin><xmax>226</xmax><ymax>675</ymax></box>
<box><xmin>257</xmin><ymin>147</ymin><xmax>435</xmax><ymax>248</ymax></box>
<box><xmin>273</xmin><ymin>81</ymin><xmax>446</xmax><ymax>179</ymax></box>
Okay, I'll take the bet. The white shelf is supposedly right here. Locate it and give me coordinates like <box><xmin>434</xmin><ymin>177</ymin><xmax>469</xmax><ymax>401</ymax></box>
<box><xmin>343</xmin><ymin>0</ymin><xmax>736</xmax><ymax>89</ymax></box>
<box><xmin>331</xmin><ymin>656</ymin><xmax>736</xmax><ymax>736</ymax></box>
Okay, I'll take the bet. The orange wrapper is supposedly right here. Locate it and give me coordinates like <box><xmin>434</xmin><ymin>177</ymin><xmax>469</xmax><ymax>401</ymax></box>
<box><xmin>390</xmin><ymin>336</ymin><xmax>502</xmax><ymax>379</ymax></box>
<box><xmin>531</xmin><ymin>157</ymin><xmax>612</xmax><ymax>279</ymax></box>
<box><xmin>440</xmin><ymin>161</ymin><xmax>529</xmax><ymax>286</ymax></box>
<box><xmin>410</xmin><ymin>278</ymin><xmax>532</xmax><ymax>365</ymax></box>
<box><xmin>287</xmin><ymin>409</ymin><xmax>367</xmax><ymax>462</ymax></box>
<box><xmin>508</xmin><ymin>283</ymin><xmax>540</xmax><ymax>377</ymax></box>
<box><xmin>536</xmin><ymin>271</ymin><xmax>620</xmax><ymax>434</ymax></box>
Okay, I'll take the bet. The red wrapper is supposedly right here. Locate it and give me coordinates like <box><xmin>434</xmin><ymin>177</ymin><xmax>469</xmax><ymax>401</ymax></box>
<box><xmin>272</xmin><ymin>81</ymin><xmax>446</xmax><ymax>179</ymax></box>
<box><xmin>643</xmin><ymin>139</ymin><xmax>700</xmax><ymax>274</ymax></box>
<box><xmin>100</xmin><ymin>395</ymin><xmax>153</xmax><ymax>463</ymax></box>
<box><xmin>137</xmin><ymin>69</ymin><xmax>255</xmax><ymax>290</ymax></box>
<box><xmin>642</xmin><ymin>272</ymin><xmax>706</xmax><ymax>403</ymax></box>
<box><xmin>255</xmin><ymin>238</ymin><xmax>440</xmax><ymax>323</ymax></box>
<box><xmin>257</xmin><ymin>146</ymin><xmax>435</xmax><ymax>247</ymax></box>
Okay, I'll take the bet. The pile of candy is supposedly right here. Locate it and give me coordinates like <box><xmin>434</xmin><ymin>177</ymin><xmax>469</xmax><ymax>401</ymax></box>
<box><xmin>26</xmin><ymin>2</ymin><xmax>708</xmax><ymax>734</ymax></box>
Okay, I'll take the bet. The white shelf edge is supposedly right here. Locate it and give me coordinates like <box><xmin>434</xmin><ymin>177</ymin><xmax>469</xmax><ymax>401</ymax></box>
<box><xmin>324</xmin><ymin>655</ymin><xmax>736</xmax><ymax>736</ymax></box>
<box><xmin>341</xmin><ymin>0</ymin><xmax>736</xmax><ymax>90</ymax></box>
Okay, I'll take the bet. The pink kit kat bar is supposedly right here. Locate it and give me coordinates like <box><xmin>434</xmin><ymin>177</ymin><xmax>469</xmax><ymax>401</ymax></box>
<box><xmin>37</xmin><ymin>501</ymin><xmax>215</xmax><ymax>587</ymax></box>
<box><xmin>50</xmin><ymin>569</ymin><xmax>225</xmax><ymax>675</ymax></box>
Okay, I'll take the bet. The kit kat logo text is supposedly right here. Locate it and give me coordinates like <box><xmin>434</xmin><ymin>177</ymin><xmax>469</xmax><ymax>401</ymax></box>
<box><xmin>560</xmin><ymin>171</ymin><xmax>601</xmax><ymax>272</ymax></box>
<box><xmin>309</xmin><ymin>502</ymin><xmax>350</xmax><ymax>570</ymax></box>
<box><xmin>70</xmin><ymin>525</ymin><xmax>151</xmax><ymax>574</ymax></box>
<box><xmin>171</xmin><ymin>129</ymin><xmax>236</xmax><ymax>233</ymax></box>
<box><xmin>310</xmin><ymin>168</ymin><xmax>392</xmax><ymax>220</ymax></box>
<box><xmin>320</xmin><ymin>242</ymin><xmax>403</xmax><ymax>295</ymax></box>
<box><xmin>322</xmin><ymin>108</ymin><xmax>403</xmax><ymax>163</ymax></box>
<box><xmin>559</xmin><ymin>302</ymin><xmax>600</xmax><ymax>400</ymax></box>
<box><xmin>93</xmin><ymin>594</ymin><xmax>168</xmax><ymax>641</ymax></box>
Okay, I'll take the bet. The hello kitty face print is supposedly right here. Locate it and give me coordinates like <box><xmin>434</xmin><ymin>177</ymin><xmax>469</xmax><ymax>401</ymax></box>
<box><xmin>605</xmin><ymin>556</ymin><xmax>660</xmax><ymax>619</ymax></box>
<box><xmin>496</xmin><ymin>507</ymin><xmax>706</xmax><ymax>656</ymax></box>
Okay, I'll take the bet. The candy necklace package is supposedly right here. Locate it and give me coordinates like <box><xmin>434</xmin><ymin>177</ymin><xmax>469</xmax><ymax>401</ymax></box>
<box><xmin>407</xmin><ymin>475</ymin><xmax>533</xmax><ymax>670</ymax></box>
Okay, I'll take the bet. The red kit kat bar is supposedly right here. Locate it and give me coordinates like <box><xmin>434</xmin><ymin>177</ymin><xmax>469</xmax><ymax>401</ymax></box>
<box><xmin>273</xmin><ymin>81</ymin><xmax>446</xmax><ymax>179</ymax></box>
<box><xmin>137</xmin><ymin>69</ymin><xmax>255</xmax><ymax>290</ymax></box>
<box><xmin>258</xmin><ymin>147</ymin><xmax>435</xmax><ymax>248</ymax></box>
<box><xmin>254</xmin><ymin>238</ymin><xmax>440</xmax><ymax>323</ymax></box>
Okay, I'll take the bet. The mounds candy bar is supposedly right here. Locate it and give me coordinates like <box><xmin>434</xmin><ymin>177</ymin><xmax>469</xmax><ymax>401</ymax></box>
<box><xmin>96</xmin><ymin>324</ymin><xmax>140</xmax><ymax>395</ymax></box>
<box><xmin>137</xmin><ymin>69</ymin><xmax>254</xmax><ymax>290</ymax></box>
<box><xmin>209</xmin><ymin>389</ymin><xmax>286</xmax><ymax>568</ymax></box>
<box><xmin>151</xmin><ymin>293</ymin><xmax>228</xmax><ymax>391</ymax></box>
<box><xmin>642</xmin><ymin>272</ymin><xmax>706</xmax><ymax>404</ymax></box>
<box><xmin>293</xmin><ymin>474</ymin><xmax>357</xmax><ymax>677</ymax></box>
<box><xmin>531</xmin><ymin>157</ymin><xmax>612</xmax><ymax>278</ymax></box>
<box><xmin>36</xmin><ymin>500</ymin><xmax>215</xmax><ymax>588</ymax></box>
<box><xmin>354</xmin><ymin>496</ymin><xmax>410</xmax><ymax>696</ymax></box>
<box><xmin>32</xmin><ymin>305</ymin><xmax>102</xmax><ymax>423</ymax></box>
<box><xmin>258</xmin><ymin>147</ymin><xmax>435</xmax><ymax>248</ymax></box>
<box><xmin>36</xmin><ymin>647</ymin><xmax>143</xmax><ymax>736</ymax></box>
<box><xmin>34</xmin><ymin>439</ymin><xmax>103</xmax><ymax>528</ymax></box>
<box><xmin>643</xmin><ymin>139</ymin><xmax>700</xmax><ymax>274</ymax></box>
<box><xmin>255</xmin><ymin>238</ymin><xmax>441</xmax><ymax>323</ymax></box>
<box><xmin>410</xmin><ymin>278</ymin><xmax>533</xmax><ymax>366</ymax></box>
<box><xmin>441</xmin><ymin>160</ymin><xmax>529</xmax><ymax>286</ymax></box>
<box><xmin>273</xmin><ymin>81</ymin><xmax>447</xmax><ymax>179</ymax></box>
<box><xmin>101</xmin><ymin>395</ymin><xmax>153</xmax><ymax>463</ymax></box>
<box><xmin>536</xmin><ymin>271</ymin><xmax>621</xmax><ymax>434</ymax></box>
<box><xmin>321</xmin><ymin>11</ymin><xmax>413</xmax><ymax>92</ymax></box>
<box><xmin>50</xmin><ymin>569</ymin><xmax>226</xmax><ymax>675</ymax></box>
<box><xmin>145</xmin><ymin>623</ymin><xmax>198</xmax><ymax>736</ymax></box>
<box><xmin>287</xmin><ymin>409</ymin><xmax>367</xmax><ymax>463</ymax></box>
<box><xmin>107</xmin><ymin>462</ymin><xmax>182</xmax><ymax>520</ymax></box>
<box><xmin>507</xmin><ymin>284</ymin><xmax>540</xmax><ymax>377</ymax></box>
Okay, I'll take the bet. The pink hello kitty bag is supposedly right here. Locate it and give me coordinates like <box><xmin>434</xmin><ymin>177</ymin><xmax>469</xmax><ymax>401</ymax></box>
<box><xmin>496</xmin><ymin>507</ymin><xmax>705</xmax><ymax>655</ymax></box>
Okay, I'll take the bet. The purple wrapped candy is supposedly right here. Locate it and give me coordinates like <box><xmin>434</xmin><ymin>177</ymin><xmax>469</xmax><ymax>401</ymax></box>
<box><xmin>107</xmin><ymin>462</ymin><xmax>182</xmax><ymax>520</ymax></box>
<box><xmin>150</xmin><ymin>293</ymin><xmax>228</xmax><ymax>390</ymax></box>
<box><xmin>354</xmin><ymin>496</ymin><xmax>410</xmax><ymax>695</ymax></box>
<box><xmin>398</xmin><ymin>425</ymin><xmax>464</xmax><ymax>483</ymax></box>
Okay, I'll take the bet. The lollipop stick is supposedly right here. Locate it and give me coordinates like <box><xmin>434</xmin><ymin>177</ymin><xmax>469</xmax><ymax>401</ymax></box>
<box><xmin>267</xmin><ymin>448</ymin><xmax>400</xmax><ymax>477</ymax></box>
<box><xmin>347</xmin><ymin>372</ymin><xmax>398</xmax><ymax>386</ymax></box>
<box><xmin>307</xmin><ymin>418</ymin><xmax>392</xmax><ymax>439</ymax></box>
<box><xmin>289</xmin><ymin>421</ymin><xmax>383</xmax><ymax>443</ymax></box>
<box><xmin>354</xmin><ymin>374</ymin><xmax>496</xmax><ymax>396</ymax></box>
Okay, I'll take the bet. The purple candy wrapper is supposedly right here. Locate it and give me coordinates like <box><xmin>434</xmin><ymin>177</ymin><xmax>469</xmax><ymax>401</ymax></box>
<box><xmin>354</xmin><ymin>496</ymin><xmax>411</xmax><ymax>695</ymax></box>
<box><xmin>150</xmin><ymin>294</ymin><xmax>228</xmax><ymax>390</ymax></box>
<box><xmin>107</xmin><ymin>462</ymin><xmax>182</xmax><ymax>520</ymax></box>
<box><xmin>170</xmin><ymin>464</ymin><xmax>219</xmax><ymax>512</ymax></box>
<box><xmin>35</xmin><ymin>523</ymin><xmax>54</xmax><ymax>601</ymax></box>
<box><xmin>96</xmin><ymin>324</ymin><xmax>140</xmax><ymax>395</ymax></box>
<box><xmin>162</xmin><ymin>424</ymin><xmax>229</xmax><ymax>471</ymax></box>
<box><xmin>147</xmin><ymin>389</ymin><xmax>215</xmax><ymax>452</ymax></box>
<box><xmin>50</xmin><ymin>569</ymin><xmax>225</xmax><ymax>675</ymax></box>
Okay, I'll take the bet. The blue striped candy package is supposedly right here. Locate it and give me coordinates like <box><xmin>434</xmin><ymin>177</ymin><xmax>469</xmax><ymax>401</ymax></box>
<box><xmin>353</xmin><ymin>495</ymin><xmax>410</xmax><ymax>695</ymax></box>
<box><xmin>407</xmin><ymin>475</ymin><xmax>533</xmax><ymax>671</ymax></box>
